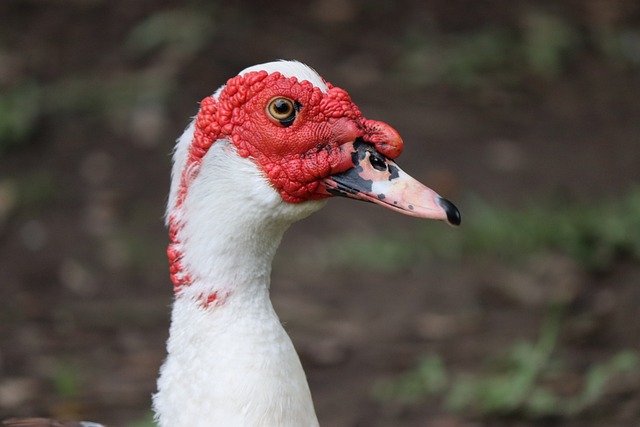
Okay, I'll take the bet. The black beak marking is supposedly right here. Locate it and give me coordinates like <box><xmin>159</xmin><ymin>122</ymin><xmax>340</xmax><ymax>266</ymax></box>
<box><xmin>327</xmin><ymin>140</ymin><xmax>375</xmax><ymax>198</ymax></box>
<box><xmin>437</xmin><ymin>197</ymin><xmax>461</xmax><ymax>226</ymax></box>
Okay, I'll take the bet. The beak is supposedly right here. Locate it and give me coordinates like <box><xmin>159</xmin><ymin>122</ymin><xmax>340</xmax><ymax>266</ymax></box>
<box><xmin>323</xmin><ymin>141</ymin><xmax>461</xmax><ymax>226</ymax></box>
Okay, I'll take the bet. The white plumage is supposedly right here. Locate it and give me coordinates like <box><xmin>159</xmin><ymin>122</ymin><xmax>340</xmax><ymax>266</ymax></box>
<box><xmin>154</xmin><ymin>139</ymin><xmax>323</xmax><ymax>426</ymax></box>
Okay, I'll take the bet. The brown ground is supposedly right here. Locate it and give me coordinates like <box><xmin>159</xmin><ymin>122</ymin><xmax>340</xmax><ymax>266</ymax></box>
<box><xmin>1</xmin><ymin>1</ymin><xmax>639</xmax><ymax>426</ymax></box>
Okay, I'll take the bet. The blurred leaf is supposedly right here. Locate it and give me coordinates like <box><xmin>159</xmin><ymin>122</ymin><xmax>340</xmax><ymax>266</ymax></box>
<box><xmin>444</xmin><ymin>29</ymin><xmax>515</xmax><ymax>87</ymax></box>
<box><xmin>0</xmin><ymin>82</ymin><xmax>40</xmax><ymax>153</ymax></box>
<box><xmin>126</xmin><ymin>8</ymin><xmax>214</xmax><ymax>58</ymax></box>
<box><xmin>567</xmin><ymin>350</ymin><xmax>640</xmax><ymax>414</ymax></box>
<box><xmin>13</xmin><ymin>170</ymin><xmax>57</xmax><ymax>213</ymax></box>
<box><xmin>609</xmin><ymin>350</ymin><xmax>640</xmax><ymax>371</ymax></box>
<box><xmin>526</xmin><ymin>387</ymin><xmax>560</xmax><ymax>417</ymax></box>
<box><xmin>373</xmin><ymin>353</ymin><xmax>448</xmax><ymax>403</ymax></box>
<box><xmin>53</xmin><ymin>363</ymin><xmax>80</xmax><ymax>399</ymax></box>
<box><xmin>42</xmin><ymin>73</ymin><xmax>172</xmax><ymax>114</ymax></box>
<box><xmin>327</xmin><ymin>188</ymin><xmax>640</xmax><ymax>273</ymax></box>
<box><xmin>127</xmin><ymin>412</ymin><xmax>156</xmax><ymax>427</ymax></box>
<box><xmin>618</xmin><ymin>30</ymin><xmax>640</xmax><ymax>65</ymax></box>
<box><xmin>522</xmin><ymin>10</ymin><xmax>579</xmax><ymax>78</ymax></box>
<box><xmin>376</xmin><ymin>303</ymin><xmax>640</xmax><ymax>420</ymax></box>
<box><xmin>324</xmin><ymin>232</ymin><xmax>420</xmax><ymax>273</ymax></box>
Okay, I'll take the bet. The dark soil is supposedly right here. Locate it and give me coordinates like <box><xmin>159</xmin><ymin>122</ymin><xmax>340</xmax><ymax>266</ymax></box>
<box><xmin>1</xmin><ymin>1</ymin><xmax>639</xmax><ymax>426</ymax></box>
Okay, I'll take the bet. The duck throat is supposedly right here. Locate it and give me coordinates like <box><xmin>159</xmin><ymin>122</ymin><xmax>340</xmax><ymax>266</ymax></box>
<box><xmin>167</xmin><ymin>207</ymin><xmax>287</xmax><ymax>308</ymax></box>
<box><xmin>154</xmin><ymin>139</ymin><xmax>323</xmax><ymax>426</ymax></box>
<box><xmin>166</xmin><ymin>138</ymin><xmax>324</xmax><ymax>303</ymax></box>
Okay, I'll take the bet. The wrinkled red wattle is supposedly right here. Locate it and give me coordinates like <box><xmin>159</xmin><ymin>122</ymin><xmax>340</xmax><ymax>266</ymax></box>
<box><xmin>168</xmin><ymin>70</ymin><xmax>404</xmax><ymax>291</ymax></box>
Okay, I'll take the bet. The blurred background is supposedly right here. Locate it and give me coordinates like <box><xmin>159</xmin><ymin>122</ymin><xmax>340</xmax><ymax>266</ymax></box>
<box><xmin>1</xmin><ymin>1</ymin><xmax>639</xmax><ymax>426</ymax></box>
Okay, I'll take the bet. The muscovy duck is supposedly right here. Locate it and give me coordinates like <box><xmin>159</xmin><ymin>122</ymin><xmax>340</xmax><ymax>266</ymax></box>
<box><xmin>3</xmin><ymin>60</ymin><xmax>460</xmax><ymax>427</ymax></box>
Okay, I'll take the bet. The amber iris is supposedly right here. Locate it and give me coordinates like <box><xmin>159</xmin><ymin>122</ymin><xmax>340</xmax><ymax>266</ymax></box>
<box><xmin>267</xmin><ymin>97</ymin><xmax>297</xmax><ymax>126</ymax></box>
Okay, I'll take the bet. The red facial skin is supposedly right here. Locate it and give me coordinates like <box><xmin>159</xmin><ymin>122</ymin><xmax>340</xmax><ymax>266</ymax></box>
<box><xmin>180</xmin><ymin>70</ymin><xmax>403</xmax><ymax>205</ymax></box>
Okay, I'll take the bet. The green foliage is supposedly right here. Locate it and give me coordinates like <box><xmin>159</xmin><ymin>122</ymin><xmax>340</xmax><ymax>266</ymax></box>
<box><xmin>0</xmin><ymin>72</ymin><xmax>173</xmax><ymax>155</ymax></box>
<box><xmin>564</xmin><ymin>350</ymin><xmax>640</xmax><ymax>415</ymax></box>
<box><xmin>593</xmin><ymin>29</ymin><xmax>640</xmax><ymax>66</ymax></box>
<box><xmin>522</xmin><ymin>10</ymin><xmax>580</xmax><ymax>78</ymax></box>
<box><xmin>324</xmin><ymin>233</ymin><xmax>420</xmax><ymax>273</ymax></box>
<box><xmin>462</xmin><ymin>190</ymin><xmax>640</xmax><ymax>271</ymax></box>
<box><xmin>0</xmin><ymin>82</ymin><xmax>40</xmax><ymax>153</ymax></box>
<box><xmin>12</xmin><ymin>171</ymin><xmax>57</xmax><ymax>214</ymax></box>
<box><xmin>52</xmin><ymin>363</ymin><xmax>81</xmax><ymax>399</ymax></box>
<box><xmin>327</xmin><ymin>189</ymin><xmax>640</xmax><ymax>273</ymax></box>
<box><xmin>443</xmin><ymin>30</ymin><xmax>516</xmax><ymax>87</ymax></box>
<box><xmin>394</xmin><ymin>29</ymin><xmax>517</xmax><ymax>88</ymax></box>
<box><xmin>445</xmin><ymin>304</ymin><xmax>562</xmax><ymax>417</ymax></box>
<box><xmin>395</xmin><ymin>8</ymin><xmax>638</xmax><ymax>88</ymax></box>
<box><xmin>42</xmin><ymin>74</ymin><xmax>173</xmax><ymax>114</ymax></box>
<box><xmin>127</xmin><ymin>412</ymin><xmax>157</xmax><ymax>427</ymax></box>
<box><xmin>372</xmin><ymin>353</ymin><xmax>448</xmax><ymax>404</ymax></box>
<box><xmin>125</xmin><ymin>8</ymin><xmax>214</xmax><ymax>58</ymax></box>
<box><xmin>0</xmin><ymin>7</ymin><xmax>215</xmax><ymax>155</ymax></box>
<box><xmin>374</xmin><ymin>305</ymin><xmax>640</xmax><ymax>419</ymax></box>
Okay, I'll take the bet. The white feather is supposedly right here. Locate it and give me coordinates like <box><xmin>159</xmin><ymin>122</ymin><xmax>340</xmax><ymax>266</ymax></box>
<box><xmin>240</xmin><ymin>60</ymin><xmax>329</xmax><ymax>93</ymax></box>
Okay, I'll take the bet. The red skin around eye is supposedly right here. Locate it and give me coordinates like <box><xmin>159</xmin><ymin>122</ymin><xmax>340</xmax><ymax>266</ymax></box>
<box><xmin>182</xmin><ymin>71</ymin><xmax>404</xmax><ymax>204</ymax></box>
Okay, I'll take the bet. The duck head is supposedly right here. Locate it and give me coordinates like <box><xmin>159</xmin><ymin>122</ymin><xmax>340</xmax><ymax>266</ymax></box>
<box><xmin>169</xmin><ymin>60</ymin><xmax>460</xmax><ymax>227</ymax></box>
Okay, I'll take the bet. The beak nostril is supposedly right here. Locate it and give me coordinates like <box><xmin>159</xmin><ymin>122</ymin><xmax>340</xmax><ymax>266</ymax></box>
<box><xmin>437</xmin><ymin>197</ymin><xmax>461</xmax><ymax>226</ymax></box>
<box><xmin>368</xmin><ymin>153</ymin><xmax>387</xmax><ymax>171</ymax></box>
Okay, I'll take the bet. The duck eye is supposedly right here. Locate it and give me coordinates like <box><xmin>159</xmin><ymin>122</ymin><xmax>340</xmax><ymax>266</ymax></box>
<box><xmin>369</xmin><ymin>153</ymin><xmax>387</xmax><ymax>171</ymax></box>
<box><xmin>267</xmin><ymin>97</ymin><xmax>298</xmax><ymax>127</ymax></box>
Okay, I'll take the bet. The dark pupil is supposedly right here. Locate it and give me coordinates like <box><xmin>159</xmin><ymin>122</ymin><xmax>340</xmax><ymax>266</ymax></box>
<box><xmin>369</xmin><ymin>154</ymin><xmax>387</xmax><ymax>171</ymax></box>
<box><xmin>274</xmin><ymin>100</ymin><xmax>292</xmax><ymax>115</ymax></box>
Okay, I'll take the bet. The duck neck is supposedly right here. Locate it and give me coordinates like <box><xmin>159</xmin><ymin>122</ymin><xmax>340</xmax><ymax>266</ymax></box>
<box><xmin>154</xmin><ymin>140</ymin><xmax>323</xmax><ymax>427</ymax></box>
